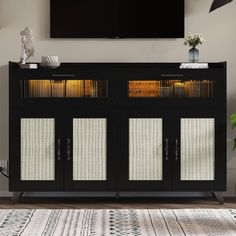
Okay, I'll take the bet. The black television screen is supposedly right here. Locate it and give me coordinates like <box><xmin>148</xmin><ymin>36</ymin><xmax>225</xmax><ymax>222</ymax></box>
<box><xmin>50</xmin><ymin>0</ymin><xmax>185</xmax><ymax>38</ymax></box>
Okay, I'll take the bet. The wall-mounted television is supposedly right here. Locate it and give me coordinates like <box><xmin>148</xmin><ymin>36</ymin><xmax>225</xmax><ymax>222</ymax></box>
<box><xmin>50</xmin><ymin>0</ymin><xmax>185</xmax><ymax>38</ymax></box>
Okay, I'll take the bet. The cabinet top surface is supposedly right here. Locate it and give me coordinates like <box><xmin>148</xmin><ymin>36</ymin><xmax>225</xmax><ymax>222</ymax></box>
<box><xmin>9</xmin><ymin>61</ymin><xmax>226</xmax><ymax>70</ymax></box>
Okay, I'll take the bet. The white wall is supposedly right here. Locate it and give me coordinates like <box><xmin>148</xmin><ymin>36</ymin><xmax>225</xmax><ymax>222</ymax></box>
<box><xmin>0</xmin><ymin>0</ymin><xmax>236</xmax><ymax>196</ymax></box>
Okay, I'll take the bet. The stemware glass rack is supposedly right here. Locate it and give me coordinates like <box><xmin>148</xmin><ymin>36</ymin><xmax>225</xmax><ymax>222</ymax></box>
<box><xmin>21</xmin><ymin>79</ymin><xmax>214</xmax><ymax>99</ymax></box>
<box><xmin>21</xmin><ymin>80</ymin><xmax>108</xmax><ymax>98</ymax></box>
<box><xmin>129</xmin><ymin>80</ymin><xmax>214</xmax><ymax>98</ymax></box>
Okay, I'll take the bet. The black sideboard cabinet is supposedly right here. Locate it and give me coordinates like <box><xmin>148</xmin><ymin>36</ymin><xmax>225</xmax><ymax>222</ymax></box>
<box><xmin>9</xmin><ymin>62</ymin><xmax>227</xmax><ymax>203</ymax></box>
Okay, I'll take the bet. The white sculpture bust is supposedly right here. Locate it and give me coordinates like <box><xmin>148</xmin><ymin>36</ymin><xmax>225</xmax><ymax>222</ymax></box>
<box><xmin>19</xmin><ymin>27</ymin><xmax>35</xmax><ymax>64</ymax></box>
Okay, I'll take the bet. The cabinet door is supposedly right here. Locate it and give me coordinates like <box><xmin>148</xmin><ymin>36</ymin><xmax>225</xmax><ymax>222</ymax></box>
<box><xmin>118</xmin><ymin>111</ymin><xmax>171</xmax><ymax>191</ymax></box>
<box><xmin>64</xmin><ymin>112</ymin><xmax>115</xmax><ymax>190</ymax></box>
<box><xmin>172</xmin><ymin>113</ymin><xmax>226</xmax><ymax>191</ymax></box>
<box><xmin>9</xmin><ymin>114</ymin><xmax>63</xmax><ymax>191</ymax></box>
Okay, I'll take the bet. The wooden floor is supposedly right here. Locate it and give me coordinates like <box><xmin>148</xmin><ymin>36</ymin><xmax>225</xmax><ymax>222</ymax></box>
<box><xmin>0</xmin><ymin>197</ymin><xmax>236</xmax><ymax>209</ymax></box>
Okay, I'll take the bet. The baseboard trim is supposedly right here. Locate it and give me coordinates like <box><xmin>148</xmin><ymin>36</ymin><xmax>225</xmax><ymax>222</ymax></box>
<box><xmin>0</xmin><ymin>191</ymin><xmax>12</xmax><ymax>197</ymax></box>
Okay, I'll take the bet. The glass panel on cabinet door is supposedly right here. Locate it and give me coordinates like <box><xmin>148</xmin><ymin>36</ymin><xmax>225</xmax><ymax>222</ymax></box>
<box><xmin>128</xmin><ymin>80</ymin><xmax>214</xmax><ymax>98</ymax></box>
<box><xmin>21</xmin><ymin>80</ymin><xmax>108</xmax><ymax>98</ymax></box>
<box><xmin>129</xmin><ymin>118</ymin><xmax>163</xmax><ymax>181</ymax></box>
<box><xmin>180</xmin><ymin>118</ymin><xmax>215</xmax><ymax>181</ymax></box>
<box><xmin>20</xmin><ymin>118</ymin><xmax>55</xmax><ymax>181</ymax></box>
<box><xmin>73</xmin><ymin>118</ymin><xmax>107</xmax><ymax>181</ymax></box>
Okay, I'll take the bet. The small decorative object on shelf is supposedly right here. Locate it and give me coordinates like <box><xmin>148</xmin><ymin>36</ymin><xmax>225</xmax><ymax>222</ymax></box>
<box><xmin>19</xmin><ymin>63</ymin><xmax>37</xmax><ymax>69</ymax></box>
<box><xmin>188</xmin><ymin>48</ymin><xmax>199</xmax><ymax>63</ymax></box>
<box><xmin>180</xmin><ymin>63</ymin><xmax>209</xmax><ymax>69</ymax></box>
<box><xmin>40</xmin><ymin>56</ymin><xmax>60</xmax><ymax>68</ymax></box>
<box><xmin>184</xmin><ymin>32</ymin><xmax>205</xmax><ymax>63</ymax></box>
<box><xmin>19</xmin><ymin>27</ymin><xmax>37</xmax><ymax>69</ymax></box>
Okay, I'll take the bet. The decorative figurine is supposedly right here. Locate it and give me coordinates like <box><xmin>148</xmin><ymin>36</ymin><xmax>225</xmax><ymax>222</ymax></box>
<box><xmin>19</xmin><ymin>27</ymin><xmax>35</xmax><ymax>64</ymax></box>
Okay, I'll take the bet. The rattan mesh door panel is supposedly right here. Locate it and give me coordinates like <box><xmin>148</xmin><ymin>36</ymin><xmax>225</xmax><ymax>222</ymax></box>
<box><xmin>129</xmin><ymin>118</ymin><xmax>163</xmax><ymax>181</ymax></box>
<box><xmin>73</xmin><ymin>118</ymin><xmax>107</xmax><ymax>181</ymax></box>
<box><xmin>21</xmin><ymin>118</ymin><xmax>55</xmax><ymax>181</ymax></box>
<box><xmin>181</xmin><ymin>118</ymin><xmax>215</xmax><ymax>181</ymax></box>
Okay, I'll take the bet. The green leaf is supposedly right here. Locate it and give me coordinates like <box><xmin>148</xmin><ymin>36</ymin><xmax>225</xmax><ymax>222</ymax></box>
<box><xmin>231</xmin><ymin>113</ymin><xmax>236</xmax><ymax>129</ymax></box>
<box><xmin>233</xmin><ymin>138</ymin><xmax>236</xmax><ymax>150</ymax></box>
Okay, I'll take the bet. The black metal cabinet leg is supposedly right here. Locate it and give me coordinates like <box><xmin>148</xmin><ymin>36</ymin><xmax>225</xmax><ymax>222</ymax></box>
<box><xmin>12</xmin><ymin>192</ymin><xmax>23</xmax><ymax>203</ymax></box>
<box><xmin>212</xmin><ymin>192</ymin><xmax>224</xmax><ymax>205</ymax></box>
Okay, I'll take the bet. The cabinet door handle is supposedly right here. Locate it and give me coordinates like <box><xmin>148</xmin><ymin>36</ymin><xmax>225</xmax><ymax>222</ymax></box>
<box><xmin>165</xmin><ymin>138</ymin><xmax>169</xmax><ymax>161</ymax></box>
<box><xmin>66</xmin><ymin>138</ymin><xmax>71</xmax><ymax>161</ymax></box>
<box><xmin>57</xmin><ymin>138</ymin><xmax>61</xmax><ymax>161</ymax></box>
<box><xmin>161</xmin><ymin>74</ymin><xmax>184</xmax><ymax>77</ymax></box>
<box><xmin>175</xmin><ymin>138</ymin><xmax>179</xmax><ymax>161</ymax></box>
<box><xmin>51</xmin><ymin>74</ymin><xmax>75</xmax><ymax>78</ymax></box>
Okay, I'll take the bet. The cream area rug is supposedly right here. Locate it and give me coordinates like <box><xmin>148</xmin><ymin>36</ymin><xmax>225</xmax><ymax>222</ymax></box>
<box><xmin>0</xmin><ymin>209</ymin><xmax>236</xmax><ymax>236</ymax></box>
